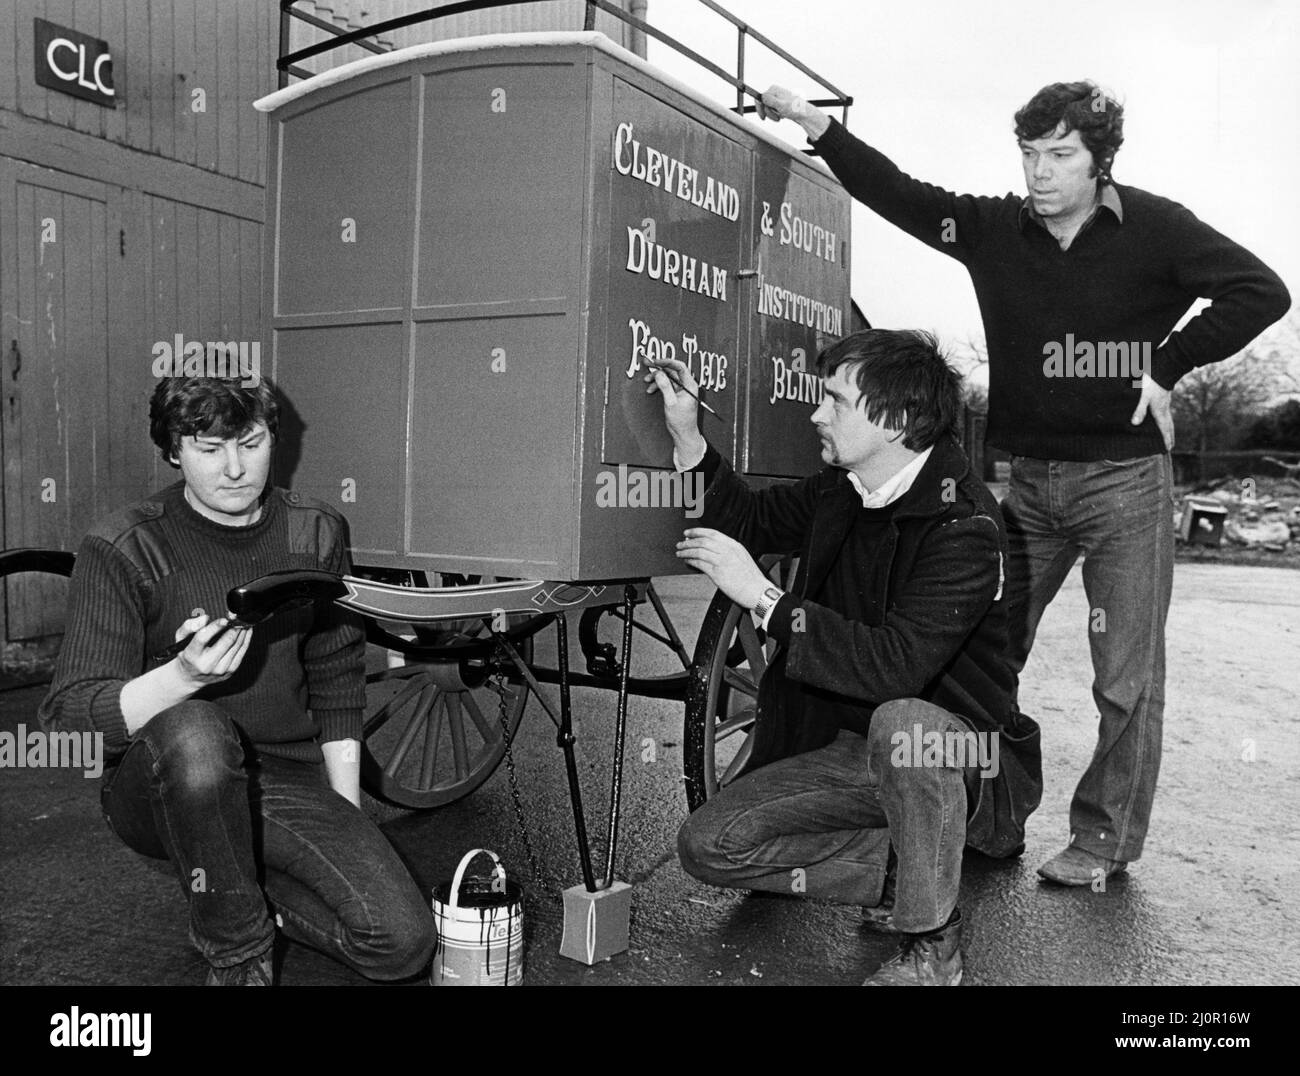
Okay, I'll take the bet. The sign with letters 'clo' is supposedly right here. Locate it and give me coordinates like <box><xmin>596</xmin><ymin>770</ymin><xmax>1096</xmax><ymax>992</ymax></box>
<box><xmin>34</xmin><ymin>18</ymin><xmax>115</xmax><ymax>106</ymax></box>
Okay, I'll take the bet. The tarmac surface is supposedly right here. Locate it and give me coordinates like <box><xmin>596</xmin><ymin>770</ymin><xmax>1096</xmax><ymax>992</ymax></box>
<box><xmin>2</xmin><ymin>561</ymin><xmax>1297</xmax><ymax>987</ymax></box>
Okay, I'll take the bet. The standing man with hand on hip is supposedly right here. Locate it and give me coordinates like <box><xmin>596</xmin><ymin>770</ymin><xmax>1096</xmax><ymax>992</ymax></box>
<box><xmin>755</xmin><ymin>80</ymin><xmax>1290</xmax><ymax>885</ymax></box>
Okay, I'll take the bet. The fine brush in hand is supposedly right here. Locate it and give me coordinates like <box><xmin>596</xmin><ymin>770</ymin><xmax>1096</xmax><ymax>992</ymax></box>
<box><xmin>646</xmin><ymin>361</ymin><xmax>722</xmax><ymax>419</ymax></box>
<box><xmin>155</xmin><ymin>615</ymin><xmax>248</xmax><ymax>661</ymax></box>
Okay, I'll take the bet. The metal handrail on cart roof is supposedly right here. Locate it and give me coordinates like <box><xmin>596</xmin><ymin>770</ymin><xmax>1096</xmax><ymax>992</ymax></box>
<box><xmin>277</xmin><ymin>0</ymin><xmax>852</xmax><ymax>124</ymax></box>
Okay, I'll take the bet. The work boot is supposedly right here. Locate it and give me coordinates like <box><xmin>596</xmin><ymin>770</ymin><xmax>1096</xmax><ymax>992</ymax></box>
<box><xmin>1037</xmin><ymin>845</ymin><xmax>1127</xmax><ymax>886</ymax></box>
<box><xmin>205</xmin><ymin>948</ymin><xmax>274</xmax><ymax>986</ymax></box>
<box><xmin>863</xmin><ymin>909</ymin><xmax>962</xmax><ymax>986</ymax></box>
<box><xmin>861</xmin><ymin>845</ymin><xmax>898</xmax><ymax>933</ymax></box>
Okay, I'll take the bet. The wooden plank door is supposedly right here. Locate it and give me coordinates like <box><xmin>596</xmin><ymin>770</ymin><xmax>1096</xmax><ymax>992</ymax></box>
<box><xmin>0</xmin><ymin>157</ymin><xmax>116</xmax><ymax>641</ymax></box>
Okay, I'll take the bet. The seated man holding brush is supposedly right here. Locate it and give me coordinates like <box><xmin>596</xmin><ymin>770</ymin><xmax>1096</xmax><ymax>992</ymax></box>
<box><xmin>39</xmin><ymin>376</ymin><xmax>434</xmax><ymax>985</ymax></box>
<box><xmin>651</xmin><ymin>329</ymin><xmax>1042</xmax><ymax>986</ymax></box>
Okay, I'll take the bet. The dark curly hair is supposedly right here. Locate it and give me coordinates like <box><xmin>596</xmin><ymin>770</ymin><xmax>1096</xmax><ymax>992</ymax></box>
<box><xmin>815</xmin><ymin>329</ymin><xmax>962</xmax><ymax>451</ymax></box>
<box><xmin>1014</xmin><ymin>81</ymin><xmax>1124</xmax><ymax>184</ymax></box>
<box><xmin>149</xmin><ymin>377</ymin><xmax>280</xmax><ymax>467</ymax></box>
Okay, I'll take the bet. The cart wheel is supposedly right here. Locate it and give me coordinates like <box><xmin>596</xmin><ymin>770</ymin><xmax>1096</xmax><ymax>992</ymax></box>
<box><xmin>0</xmin><ymin>549</ymin><xmax>76</xmax><ymax>653</ymax></box>
<box><xmin>0</xmin><ymin>549</ymin><xmax>76</xmax><ymax>579</ymax></box>
<box><xmin>682</xmin><ymin>555</ymin><xmax>796</xmax><ymax>811</ymax></box>
<box><xmin>361</xmin><ymin>630</ymin><xmax>534</xmax><ymax>810</ymax></box>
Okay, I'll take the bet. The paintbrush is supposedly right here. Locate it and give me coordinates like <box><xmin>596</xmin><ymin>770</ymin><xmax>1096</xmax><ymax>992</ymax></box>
<box><xmin>156</xmin><ymin>615</ymin><xmax>250</xmax><ymax>661</ymax></box>
<box><xmin>646</xmin><ymin>361</ymin><xmax>723</xmax><ymax>419</ymax></box>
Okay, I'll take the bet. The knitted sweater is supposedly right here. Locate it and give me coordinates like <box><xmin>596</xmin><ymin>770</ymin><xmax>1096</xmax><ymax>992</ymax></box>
<box><xmin>813</xmin><ymin>119</ymin><xmax>1292</xmax><ymax>461</ymax></box>
<box><xmin>38</xmin><ymin>481</ymin><xmax>365</xmax><ymax>765</ymax></box>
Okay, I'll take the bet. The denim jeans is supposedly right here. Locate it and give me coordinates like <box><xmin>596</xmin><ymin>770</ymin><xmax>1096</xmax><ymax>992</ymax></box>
<box><xmin>101</xmin><ymin>700</ymin><xmax>436</xmax><ymax>978</ymax></box>
<box><xmin>1000</xmin><ymin>453</ymin><xmax>1174</xmax><ymax>863</ymax></box>
<box><xmin>678</xmin><ymin>698</ymin><xmax>975</xmax><ymax>933</ymax></box>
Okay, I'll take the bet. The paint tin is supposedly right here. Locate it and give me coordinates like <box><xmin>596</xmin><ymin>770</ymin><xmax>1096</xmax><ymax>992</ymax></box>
<box><xmin>431</xmin><ymin>848</ymin><xmax>524</xmax><ymax>986</ymax></box>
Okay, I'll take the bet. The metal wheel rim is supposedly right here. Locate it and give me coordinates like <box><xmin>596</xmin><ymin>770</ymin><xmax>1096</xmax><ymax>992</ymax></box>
<box><xmin>700</xmin><ymin>605</ymin><xmax>770</xmax><ymax>796</ymax></box>
<box><xmin>686</xmin><ymin>554</ymin><xmax>796</xmax><ymax>808</ymax></box>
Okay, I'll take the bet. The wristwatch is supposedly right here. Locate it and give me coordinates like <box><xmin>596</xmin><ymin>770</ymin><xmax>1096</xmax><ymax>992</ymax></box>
<box><xmin>752</xmin><ymin>585</ymin><xmax>785</xmax><ymax>624</ymax></box>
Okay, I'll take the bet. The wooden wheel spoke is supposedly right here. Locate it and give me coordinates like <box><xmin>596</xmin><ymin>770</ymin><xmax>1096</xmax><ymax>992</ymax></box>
<box><xmin>779</xmin><ymin>560</ymin><xmax>797</xmax><ymax>591</ymax></box>
<box><xmin>735</xmin><ymin>615</ymin><xmax>768</xmax><ymax>680</ymax></box>
<box><xmin>714</xmin><ymin>710</ymin><xmax>756</xmax><ymax>742</ymax></box>
<box><xmin>362</xmin><ymin>705</ymin><xmax>395</xmax><ymax>740</ymax></box>
<box><xmin>447</xmin><ymin>693</ymin><xmax>469</xmax><ymax>780</ymax></box>
<box><xmin>722</xmin><ymin>666</ymin><xmax>759</xmax><ymax>697</ymax></box>
<box><xmin>719</xmin><ymin>736</ymin><xmax>753</xmax><ymax>785</ymax></box>
<box><xmin>385</xmin><ymin>685</ymin><xmax>438</xmax><ymax>778</ymax></box>
<box><xmin>418</xmin><ymin>694</ymin><xmax>444</xmax><ymax>789</ymax></box>
<box><xmin>361</xmin><ymin>676</ymin><xmax>426</xmax><ymax>736</ymax></box>
<box><xmin>462</xmin><ymin>692</ymin><xmax>499</xmax><ymax>746</ymax></box>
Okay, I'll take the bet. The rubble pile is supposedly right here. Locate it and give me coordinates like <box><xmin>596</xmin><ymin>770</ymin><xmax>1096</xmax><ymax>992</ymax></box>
<box><xmin>1175</xmin><ymin>475</ymin><xmax>1300</xmax><ymax>555</ymax></box>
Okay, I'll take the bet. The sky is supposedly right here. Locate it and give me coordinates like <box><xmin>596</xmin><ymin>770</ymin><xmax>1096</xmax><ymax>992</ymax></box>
<box><xmin>645</xmin><ymin>0</ymin><xmax>1299</xmax><ymax>367</ymax></box>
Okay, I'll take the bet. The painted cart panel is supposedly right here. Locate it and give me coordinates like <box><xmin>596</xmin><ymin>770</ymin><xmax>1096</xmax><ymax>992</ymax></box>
<box><xmin>259</xmin><ymin>35</ymin><xmax>850</xmax><ymax>580</ymax></box>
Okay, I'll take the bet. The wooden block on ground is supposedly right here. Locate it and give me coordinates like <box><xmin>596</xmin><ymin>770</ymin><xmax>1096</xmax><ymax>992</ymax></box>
<box><xmin>558</xmin><ymin>880</ymin><xmax>632</xmax><ymax>965</ymax></box>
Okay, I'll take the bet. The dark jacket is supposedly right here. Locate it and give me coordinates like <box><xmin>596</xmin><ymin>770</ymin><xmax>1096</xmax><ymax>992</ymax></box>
<box><xmin>699</xmin><ymin>434</ymin><xmax>1041</xmax><ymax>857</ymax></box>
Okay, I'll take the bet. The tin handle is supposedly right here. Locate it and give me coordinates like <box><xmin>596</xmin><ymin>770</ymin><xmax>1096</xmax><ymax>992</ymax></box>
<box><xmin>447</xmin><ymin>848</ymin><xmax>507</xmax><ymax>912</ymax></box>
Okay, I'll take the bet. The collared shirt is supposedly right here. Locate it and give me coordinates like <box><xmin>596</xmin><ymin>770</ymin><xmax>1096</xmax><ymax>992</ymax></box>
<box><xmin>1018</xmin><ymin>182</ymin><xmax>1124</xmax><ymax>238</ymax></box>
<box><xmin>845</xmin><ymin>445</ymin><xmax>933</xmax><ymax>508</ymax></box>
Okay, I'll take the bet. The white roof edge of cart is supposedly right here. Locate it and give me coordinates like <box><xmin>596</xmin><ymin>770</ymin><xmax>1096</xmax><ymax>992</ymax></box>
<box><xmin>253</xmin><ymin>29</ymin><xmax>834</xmax><ymax>171</ymax></box>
